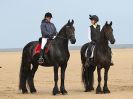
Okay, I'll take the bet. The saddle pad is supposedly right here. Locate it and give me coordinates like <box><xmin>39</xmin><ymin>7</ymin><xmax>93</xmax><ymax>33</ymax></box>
<box><xmin>33</xmin><ymin>42</ymin><xmax>52</xmax><ymax>56</ymax></box>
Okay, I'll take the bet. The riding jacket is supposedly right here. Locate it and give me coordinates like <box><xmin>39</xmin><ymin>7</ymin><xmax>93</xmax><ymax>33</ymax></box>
<box><xmin>41</xmin><ymin>19</ymin><xmax>57</xmax><ymax>38</ymax></box>
<box><xmin>90</xmin><ymin>24</ymin><xmax>101</xmax><ymax>43</ymax></box>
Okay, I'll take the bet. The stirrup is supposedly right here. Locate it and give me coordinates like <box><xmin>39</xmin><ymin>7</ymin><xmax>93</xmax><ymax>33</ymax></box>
<box><xmin>110</xmin><ymin>62</ymin><xmax>114</xmax><ymax>66</ymax></box>
<box><xmin>38</xmin><ymin>57</ymin><xmax>44</xmax><ymax>64</ymax></box>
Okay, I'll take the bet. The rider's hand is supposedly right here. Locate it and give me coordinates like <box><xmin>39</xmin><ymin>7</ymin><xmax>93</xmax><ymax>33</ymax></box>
<box><xmin>53</xmin><ymin>36</ymin><xmax>56</xmax><ymax>39</ymax></box>
<box><xmin>49</xmin><ymin>34</ymin><xmax>54</xmax><ymax>39</ymax></box>
<box><xmin>91</xmin><ymin>41</ymin><xmax>96</xmax><ymax>45</ymax></box>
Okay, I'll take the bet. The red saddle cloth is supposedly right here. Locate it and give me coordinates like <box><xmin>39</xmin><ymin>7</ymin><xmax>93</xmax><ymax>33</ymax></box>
<box><xmin>33</xmin><ymin>43</ymin><xmax>50</xmax><ymax>56</ymax></box>
<box><xmin>34</xmin><ymin>44</ymin><xmax>41</xmax><ymax>54</ymax></box>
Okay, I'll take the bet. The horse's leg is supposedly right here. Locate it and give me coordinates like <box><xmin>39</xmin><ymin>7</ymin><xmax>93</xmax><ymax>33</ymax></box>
<box><xmin>103</xmin><ymin>66</ymin><xmax>110</xmax><ymax>93</ymax></box>
<box><xmin>60</xmin><ymin>64</ymin><xmax>67</xmax><ymax>95</ymax></box>
<box><xmin>27</xmin><ymin>62</ymin><xmax>38</xmax><ymax>93</ymax></box>
<box><xmin>53</xmin><ymin>64</ymin><xmax>60</xmax><ymax>95</ymax></box>
<box><xmin>96</xmin><ymin>66</ymin><xmax>102</xmax><ymax>94</ymax></box>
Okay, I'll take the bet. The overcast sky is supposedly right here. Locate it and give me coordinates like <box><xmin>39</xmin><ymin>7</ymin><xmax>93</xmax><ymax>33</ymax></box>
<box><xmin>0</xmin><ymin>0</ymin><xmax>133</xmax><ymax>48</ymax></box>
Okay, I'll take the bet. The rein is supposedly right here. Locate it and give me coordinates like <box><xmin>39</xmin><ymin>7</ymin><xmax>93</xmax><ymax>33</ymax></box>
<box><xmin>56</xmin><ymin>35</ymin><xmax>68</xmax><ymax>40</ymax></box>
<box><xmin>56</xmin><ymin>34</ymin><xmax>75</xmax><ymax>40</ymax></box>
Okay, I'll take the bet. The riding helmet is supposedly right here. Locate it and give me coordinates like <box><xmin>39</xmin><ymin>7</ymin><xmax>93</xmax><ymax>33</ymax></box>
<box><xmin>45</xmin><ymin>12</ymin><xmax>52</xmax><ymax>18</ymax></box>
<box><xmin>89</xmin><ymin>15</ymin><xmax>99</xmax><ymax>22</ymax></box>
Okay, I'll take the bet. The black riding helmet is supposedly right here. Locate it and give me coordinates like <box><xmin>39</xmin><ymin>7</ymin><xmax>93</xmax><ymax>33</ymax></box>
<box><xmin>89</xmin><ymin>15</ymin><xmax>99</xmax><ymax>22</ymax></box>
<box><xmin>45</xmin><ymin>12</ymin><xmax>52</xmax><ymax>18</ymax></box>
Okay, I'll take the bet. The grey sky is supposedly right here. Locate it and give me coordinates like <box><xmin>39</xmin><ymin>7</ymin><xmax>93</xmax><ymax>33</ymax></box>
<box><xmin>0</xmin><ymin>0</ymin><xmax>133</xmax><ymax>48</ymax></box>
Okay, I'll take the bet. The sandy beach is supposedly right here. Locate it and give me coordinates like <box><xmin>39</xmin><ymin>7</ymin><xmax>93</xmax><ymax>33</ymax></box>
<box><xmin>0</xmin><ymin>49</ymin><xmax>133</xmax><ymax>99</ymax></box>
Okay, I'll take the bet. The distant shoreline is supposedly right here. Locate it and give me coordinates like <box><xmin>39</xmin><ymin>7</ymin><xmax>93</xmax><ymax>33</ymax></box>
<box><xmin>0</xmin><ymin>44</ymin><xmax>133</xmax><ymax>52</ymax></box>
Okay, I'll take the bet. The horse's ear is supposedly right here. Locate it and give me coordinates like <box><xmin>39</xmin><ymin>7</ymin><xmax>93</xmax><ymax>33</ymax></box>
<box><xmin>67</xmin><ymin>20</ymin><xmax>71</xmax><ymax>25</ymax></box>
<box><xmin>105</xmin><ymin>21</ymin><xmax>108</xmax><ymax>26</ymax></box>
<box><xmin>71</xmin><ymin>19</ymin><xmax>74</xmax><ymax>25</ymax></box>
<box><xmin>110</xmin><ymin>21</ymin><xmax>112</xmax><ymax>26</ymax></box>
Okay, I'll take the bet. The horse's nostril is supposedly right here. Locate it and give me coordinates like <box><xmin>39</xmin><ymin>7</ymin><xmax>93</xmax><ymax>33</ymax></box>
<box><xmin>111</xmin><ymin>40</ymin><xmax>115</xmax><ymax>44</ymax></box>
<box><xmin>73</xmin><ymin>39</ymin><xmax>76</xmax><ymax>43</ymax></box>
<box><xmin>113</xmin><ymin>39</ymin><xmax>116</xmax><ymax>44</ymax></box>
<box><xmin>70</xmin><ymin>38</ymin><xmax>76</xmax><ymax>44</ymax></box>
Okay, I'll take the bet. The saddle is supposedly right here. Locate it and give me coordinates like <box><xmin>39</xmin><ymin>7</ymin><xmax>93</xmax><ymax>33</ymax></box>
<box><xmin>33</xmin><ymin>38</ymin><xmax>53</xmax><ymax>56</ymax></box>
<box><xmin>86</xmin><ymin>42</ymin><xmax>114</xmax><ymax>66</ymax></box>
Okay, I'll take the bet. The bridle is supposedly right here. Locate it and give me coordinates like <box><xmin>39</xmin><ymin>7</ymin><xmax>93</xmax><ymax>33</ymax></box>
<box><xmin>56</xmin><ymin>34</ymin><xmax>75</xmax><ymax>40</ymax></box>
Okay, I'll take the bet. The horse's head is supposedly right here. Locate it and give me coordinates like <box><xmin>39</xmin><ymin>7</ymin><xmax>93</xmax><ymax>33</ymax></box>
<box><xmin>103</xmin><ymin>21</ymin><xmax>115</xmax><ymax>44</ymax></box>
<box><xmin>64</xmin><ymin>20</ymin><xmax>76</xmax><ymax>44</ymax></box>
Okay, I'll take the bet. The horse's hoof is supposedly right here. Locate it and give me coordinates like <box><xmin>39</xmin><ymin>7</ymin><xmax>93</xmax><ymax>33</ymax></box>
<box><xmin>96</xmin><ymin>91</ymin><xmax>103</xmax><ymax>94</ymax></box>
<box><xmin>60</xmin><ymin>88</ymin><xmax>68</xmax><ymax>95</ymax></box>
<box><xmin>53</xmin><ymin>87</ymin><xmax>60</xmax><ymax>95</ymax></box>
<box><xmin>91</xmin><ymin>87</ymin><xmax>94</xmax><ymax>90</ymax></box>
<box><xmin>61</xmin><ymin>90</ymin><xmax>68</xmax><ymax>95</ymax></box>
<box><xmin>85</xmin><ymin>90</ymin><xmax>91</xmax><ymax>92</ymax></box>
<box><xmin>22</xmin><ymin>89</ymin><xmax>28</xmax><ymax>94</ymax></box>
<box><xmin>103</xmin><ymin>87</ymin><xmax>110</xmax><ymax>94</ymax></box>
<box><xmin>96</xmin><ymin>86</ymin><xmax>103</xmax><ymax>94</ymax></box>
<box><xmin>85</xmin><ymin>87</ymin><xmax>94</xmax><ymax>92</ymax></box>
<box><xmin>30</xmin><ymin>88</ymin><xmax>37</xmax><ymax>94</ymax></box>
<box><xmin>85</xmin><ymin>89</ymin><xmax>90</xmax><ymax>92</ymax></box>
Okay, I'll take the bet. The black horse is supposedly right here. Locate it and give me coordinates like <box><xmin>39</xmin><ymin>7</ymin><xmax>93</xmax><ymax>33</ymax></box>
<box><xmin>19</xmin><ymin>20</ymin><xmax>76</xmax><ymax>95</ymax></box>
<box><xmin>81</xmin><ymin>21</ymin><xmax>115</xmax><ymax>94</ymax></box>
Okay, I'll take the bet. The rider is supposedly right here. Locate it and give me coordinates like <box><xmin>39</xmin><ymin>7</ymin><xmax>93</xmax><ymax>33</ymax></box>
<box><xmin>38</xmin><ymin>12</ymin><xmax>57</xmax><ymax>64</ymax></box>
<box><xmin>88</xmin><ymin>15</ymin><xmax>100</xmax><ymax>61</ymax></box>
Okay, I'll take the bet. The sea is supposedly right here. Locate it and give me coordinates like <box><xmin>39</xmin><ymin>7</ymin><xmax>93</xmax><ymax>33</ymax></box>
<box><xmin>0</xmin><ymin>44</ymin><xmax>133</xmax><ymax>52</ymax></box>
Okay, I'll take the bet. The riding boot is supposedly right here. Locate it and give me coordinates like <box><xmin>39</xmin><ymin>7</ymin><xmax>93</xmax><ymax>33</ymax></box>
<box><xmin>43</xmin><ymin>51</ymin><xmax>48</xmax><ymax>61</ymax></box>
<box><xmin>38</xmin><ymin>49</ymin><xmax>44</xmax><ymax>64</ymax></box>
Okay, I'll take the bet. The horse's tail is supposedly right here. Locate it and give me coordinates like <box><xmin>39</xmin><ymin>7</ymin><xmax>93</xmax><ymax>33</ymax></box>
<box><xmin>19</xmin><ymin>43</ymin><xmax>33</xmax><ymax>90</ymax></box>
<box><xmin>81</xmin><ymin>43</ymin><xmax>94</xmax><ymax>90</ymax></box>
<box><xmin>82</xmin><ymin>66</ymin><xmax>94</xmax><ymax>90</ymax></box>
<box><xmin>81</xmin><ymin>65</ymin><xmax>86</xmax><ymax>88</ymax></box>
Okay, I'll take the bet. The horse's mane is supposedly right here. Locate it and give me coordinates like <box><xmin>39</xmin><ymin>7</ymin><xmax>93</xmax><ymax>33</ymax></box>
<box><xmin>58</xmin><ymin>24</ymin><xmax>67</xmax><ymax>34</ymax></box>
<box><xmin>58</xmin><ymin>20</ymin><xmax>74</xmax><ymax>35</ymax></box>
<box><xmin>100</xmin><ymin>25</ymin><xmax>105</xmax><ymax>33</ymax></box>
<box><xmin>97</xmin><ymin>25</ymin><xmax>106</xmax><ymax>44</ymax></box>
<box><xmin>97</xmin><ymin>24</ymin><xmax>110</xmax><ymax>52</ymax></box>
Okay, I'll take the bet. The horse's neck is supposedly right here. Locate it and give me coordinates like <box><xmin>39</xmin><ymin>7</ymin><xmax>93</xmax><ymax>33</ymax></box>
<box><xmin>55</xmin><ymin>31</ymin><xmax>69</xmax><ymax>49</ymax></box>
<box><xmin>97</xmin><ymin>30</ymin><xmax>109</xmax><ymax>49</ymax></box>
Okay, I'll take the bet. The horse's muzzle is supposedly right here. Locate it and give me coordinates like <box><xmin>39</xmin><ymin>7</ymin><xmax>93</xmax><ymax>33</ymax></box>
<box><xmin>110</xmin><ymin>39</ymin><xmax>115</xmax><ymax>44</ymax></box>
<box><xmin>70</xmin><ymin>37</ymin><xmax>76</xmax><ymax>44</ymax></box>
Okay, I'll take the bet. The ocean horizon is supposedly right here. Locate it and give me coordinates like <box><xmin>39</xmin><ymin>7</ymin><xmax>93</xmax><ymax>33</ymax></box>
<box><xmin>0</xmin><ymin>44</ymin><xmax>133</xmax><ymax>52</ymax></box>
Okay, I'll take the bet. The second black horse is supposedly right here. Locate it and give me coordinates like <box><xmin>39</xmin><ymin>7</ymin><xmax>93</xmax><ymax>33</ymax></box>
<box><xmin>81</xmin><ymin>21</ymin><xmax>115</xmax><ymax>94</ymax></box>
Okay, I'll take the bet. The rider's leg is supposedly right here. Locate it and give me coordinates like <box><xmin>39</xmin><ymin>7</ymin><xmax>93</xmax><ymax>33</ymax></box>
<box><xmin>86</xmin><ymin>44</ymin><xmax>95</xmax><ymax>66</ymax></box>
<box><xmin>38</xmin><ymin>38</ymin><xmax>47</xmax><ymax>63</ymax></box>
<box><xmin>108</xmin><ymin>47</ymin><xmax>114</xmax><ymax>66</ymax></box>
<box><xmin>90</xmin><ymin>45</ymin><xmax>95</xmax><ymax>58</ymax></box>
